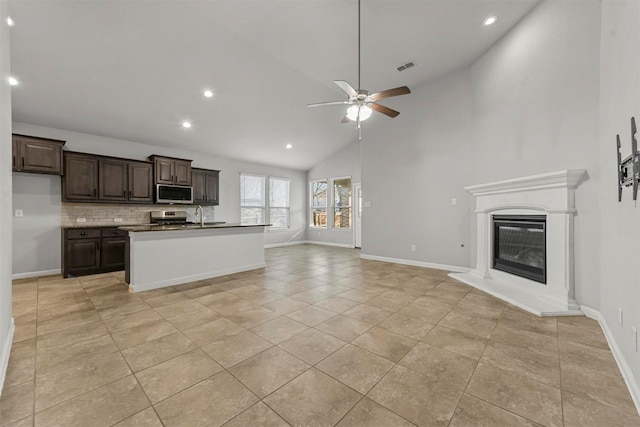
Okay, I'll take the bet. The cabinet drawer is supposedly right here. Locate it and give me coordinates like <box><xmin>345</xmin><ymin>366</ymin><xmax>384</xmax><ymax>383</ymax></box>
<box><xmin>101</xmin><ymin>228</ymin><xmax>127</xmax><ymax>237</ymax></box>
<box><xmin>66</xmin><ymin>228</ymin><xmax>101</xmax><ymax>239</ymax></box>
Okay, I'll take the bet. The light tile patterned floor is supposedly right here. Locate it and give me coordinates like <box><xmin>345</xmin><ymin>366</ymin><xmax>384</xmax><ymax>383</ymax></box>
<box><xmin>1</xmin><ymin>245</ymin><xmax>639</xmax><ymax>426</ymax></box>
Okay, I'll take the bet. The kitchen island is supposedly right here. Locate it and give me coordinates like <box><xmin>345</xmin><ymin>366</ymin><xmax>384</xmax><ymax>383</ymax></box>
<box><xmin>120</xmin><ymin>223</ymin><xmax>268</xmax><ymax>292</ymax></box>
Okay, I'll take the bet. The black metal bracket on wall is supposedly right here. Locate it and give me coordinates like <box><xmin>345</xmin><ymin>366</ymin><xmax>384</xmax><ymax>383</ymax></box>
<box><xmin>617</xmin><ymin>117</ymin><xmax>638</xmax><ymax>201</ymax></box>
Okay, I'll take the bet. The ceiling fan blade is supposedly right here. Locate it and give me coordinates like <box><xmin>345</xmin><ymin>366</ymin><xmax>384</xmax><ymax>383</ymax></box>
<box><xmin>368</xmin><ymin>86</ymin><xmax>411</xmax><ymax>102</ymax></box>
<box><xmin>341</xmin><ymin>115</ymin><xmax>351</xmax><ymax>124</ymax></box>
<box><xmin>334</xmin><ymin>80</ymin><xmax>358</xmax><ymax>97</ymax></box>
<box><xmin>307</xmin><ymin>101</ymin><xmax>350</xmax><ymax>108</ymax></box>
<box><xmin>370</xmin><ymin>103</ymin><xmax>400</xmax><ymax>118</ymax></box>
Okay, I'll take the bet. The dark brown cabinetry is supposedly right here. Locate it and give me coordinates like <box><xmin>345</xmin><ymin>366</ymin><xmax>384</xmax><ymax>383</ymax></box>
<box><xmin>63</xmin><ymin>227</ymin><xmax>127</xmax><ymax>277</ymax></box>
<box><xmin>12</xmin><ymin>134</ymin><xmax>65</xmax><ymax>175</ymax></box>
<box><xmin>63</xmin><ymin>152</ymin><xmax>153</xmax><ymax>203</ymax></box>
<box><xmin>100</xmin><ymin>228</ymin><xmax>126</xmax><ymax>272</ymax></box>
<box><xmin>63</xmin><ymin>228</ymin><xmax>101</xmax><ymax>277</ymax></box>
<box><xmin>149</xmin><ymin>155</ymin><xmax>192</xmax><ymax>186</ymax></box>
<box><xmin>192</xmin><ymin>168</ymin><xmax>220</xmax><ymax>205</ymax></box>
<box><xmin>63</xmin><ymin>153</ymin><xmax>99</xmax><ymax>201</ymax></box>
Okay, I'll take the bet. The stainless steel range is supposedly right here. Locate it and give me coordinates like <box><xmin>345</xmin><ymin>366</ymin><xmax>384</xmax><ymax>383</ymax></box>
<box><xmin>149</xmin><ymin>210</ymin><xmax>192</xmax><ymax>225</ymax></box>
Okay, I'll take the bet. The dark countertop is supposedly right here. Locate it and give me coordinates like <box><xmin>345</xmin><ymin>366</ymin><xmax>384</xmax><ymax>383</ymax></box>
<box><xmin>119</xmin><ymin>223</ymin><xmax>268</xmax><ymax>232</ymax></box>
<box><xmin>61</xmin><ymin>223</ymin><xmax>143</xmax><ymax>229</ymax></box>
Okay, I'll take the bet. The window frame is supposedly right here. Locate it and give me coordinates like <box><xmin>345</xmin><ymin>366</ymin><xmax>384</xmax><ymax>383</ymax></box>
<box><xmin>269</xmin><ymin>176</ymin><xmax>291</xmax><ymax>230</ymax></box>
<box><xmin>240</xmin><ymin>173</ymin><xmax>266</xmax><ymax>226</ymax></box>
<box><xmin>331</xmin><ymin>176</ymin><xmax>352</xmax><ymax>230</ymax></box>
<box><xmin>309</xmin><ymin>179</ymin><xmax>328</xmax><ymax>229</ymax></box>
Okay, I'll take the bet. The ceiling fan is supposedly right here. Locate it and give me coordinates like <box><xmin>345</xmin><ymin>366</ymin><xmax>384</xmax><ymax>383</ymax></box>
<box><xmin>308</xmin><ymin>0</ymin><xmax>411</xmax><ymax>133</ymax></box>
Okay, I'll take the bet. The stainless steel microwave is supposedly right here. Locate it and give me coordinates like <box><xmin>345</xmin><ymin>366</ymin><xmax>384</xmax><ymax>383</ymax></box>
<box><xmin>156</xmin><ymin>184</ymin><xmax>193</xmax><ymax>204</ymax></box>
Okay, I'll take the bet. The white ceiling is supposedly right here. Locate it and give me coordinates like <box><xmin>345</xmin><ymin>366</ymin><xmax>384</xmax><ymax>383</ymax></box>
<box><xmin>8</xmin><ymin>0</ymin><xmax>540</xmax><ymax>170</ymax></box>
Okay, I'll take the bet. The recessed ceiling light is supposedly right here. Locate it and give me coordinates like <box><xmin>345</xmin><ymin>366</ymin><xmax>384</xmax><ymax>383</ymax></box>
<box><xmin>203</xmin><ymin>90</ymin><xmax>213</xmax><ymax>98</ymax></box>
<box><xmin>286</xmin><ymin>144</ymin><xmax>292</xmax><ymax>149</ymax></box>
<box><xmin>482</xmin><ymin>16</ymin><xmax>497</xmax><ymax>26</ymax></box>
<box><xmin>6</xmin><ymin>16</ymin><xmax>14</xmax><ymax>27</ymax></box>
<box><xmin>182</xmin><ymin>121</ymin><xmax>192</xmax><ymax>128</ymax></box>
<box><xmin>8</xmin><ymin>76</ymin><xmax>18</xmax><ymax>86</ymax></box>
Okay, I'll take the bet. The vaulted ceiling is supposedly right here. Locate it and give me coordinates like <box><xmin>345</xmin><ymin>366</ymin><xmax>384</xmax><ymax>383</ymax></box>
<box><xmin>8</xmin><ymin>0</ymin><xmax>540</xmax><ymax>170</ymax></box>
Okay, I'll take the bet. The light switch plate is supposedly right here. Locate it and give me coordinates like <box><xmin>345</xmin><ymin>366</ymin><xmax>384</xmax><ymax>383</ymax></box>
<box><xmin>14</xmin><ymin>209</ymin><xmax>23</xmax><ymax>217</ymax></box>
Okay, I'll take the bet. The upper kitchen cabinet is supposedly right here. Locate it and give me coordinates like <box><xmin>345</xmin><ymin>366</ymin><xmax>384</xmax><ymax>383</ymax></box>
<box><xmin>64</xmin><ymin>152</ymin><xmax>153</xmax><ymax>203</ymax></box>
<box><xmin>12</xmin><ymin>134</ymin><xmax>65</xmax><ymax>175</ymax></box>
<box><xmin>149</xmin><ymin>155</ymin><xmax>192</xmax><ymax>186</ymax></box>
<box><xmin>192</xmin><ymin>168</ymin><xmax>220</xmax><ymax>205</ymax></box>
<box><xmin>63</xmin><ymin>152</ymin><xmax>99</xmax><ymax>201</ymax></box>
<box><xmin>128</xmin><ymin>161</ymin><xmax>154</xmax><ymax>202</ymax></box>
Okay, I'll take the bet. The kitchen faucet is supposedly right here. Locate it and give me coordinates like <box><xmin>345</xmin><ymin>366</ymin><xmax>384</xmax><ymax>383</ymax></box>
<box><xmin>195</xmin><ymin>205</ymin><xmax>204</xmax><ymax>226</ymax></box>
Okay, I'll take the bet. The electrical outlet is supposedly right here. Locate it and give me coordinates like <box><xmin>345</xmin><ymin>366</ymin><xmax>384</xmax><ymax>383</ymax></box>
<box><xmin>633</xmin><ymin>327</ymin><xmax>638</xmax><ymax>352</ymax></box>
<box><xmin>618</xmin><ymin>308</ymin><xmax>623</xmax><ymax>327</ymax></box>
<box><xmin>76</xmin><ymin>218</ymin><xmax>86</xmax><ymax>223</ymax></box>
<box><xmin>411</xmin><ymin>244</ymin><xmax>416</xmax><ymax>252</ymax></box>
<box><xmin>451</xmin><ymin>198</ymin><xmax>457</xmax><ymax>206</ymax></box>
<box><xmin>14</xmin><ymin>209</ymin><xmax>23</xmax><ymax>217</ymax></box>
<box><xmin>114</xmin><ymin>218</ymin><xmax>123</xmax><ymax>223</ymax></box>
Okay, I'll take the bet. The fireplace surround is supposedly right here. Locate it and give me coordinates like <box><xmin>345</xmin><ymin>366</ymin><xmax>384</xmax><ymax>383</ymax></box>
<box><xmin>450</xmin><ymin>170</ymin><xmax>586</xmax><ymax>316</ymax></box>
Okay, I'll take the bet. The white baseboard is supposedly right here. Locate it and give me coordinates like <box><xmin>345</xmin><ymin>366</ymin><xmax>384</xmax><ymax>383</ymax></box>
<box><xmin>265</xmin><ymin>240</ymin><xmax>355</xmax><ymax>249</ymax></box>
<box><xmin>12</xmin><ymin>268</ymin><xmax>61</xmax><ymax>280</ymax></box>
<box><xmin>303</xmin><ymin>240</ymin><xmax>355</xmax><ymax>249</ymax></box>
<box><xmin>360</xmin><ymin>253</ymin><xmax>470</xmax><ymax>273</ymax></box>
<box><xmin>581</xmin><ymin>305</ymin><xmax>640</xmax><ymax>415</ymax></box>
<box><xmin>0</xmin><ymin>317</ymin><xmax>15</xmax><ymax>397</ymax></box>
<box><xmin>264</xmin><ymin>241</ymin><xmax>307</xmax><ymax>249</ymax></box>
<box><xmin>128</xmin><ymin>263</ymin><xmax>266</xmax><ymax>293</ymax></box>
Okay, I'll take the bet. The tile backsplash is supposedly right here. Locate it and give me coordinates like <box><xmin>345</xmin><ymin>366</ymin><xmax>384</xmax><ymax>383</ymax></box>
<box><xmin>61</xmin><ymin>203</ymin><xmax>217</xmax><ymax>227</ymax></box>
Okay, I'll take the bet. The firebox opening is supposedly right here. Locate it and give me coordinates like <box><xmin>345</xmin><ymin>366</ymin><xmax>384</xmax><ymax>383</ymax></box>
<box><xmin>492</xmin><ymin>215</ymin><xmax>546</xmax><ymax>284</ymax></box>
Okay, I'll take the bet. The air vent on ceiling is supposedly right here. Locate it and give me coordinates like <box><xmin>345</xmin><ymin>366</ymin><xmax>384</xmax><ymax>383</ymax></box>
<box><xmin>396</xmin><ymin>61</ymin><xmax>416</xmax><ymax>72</ymax></box>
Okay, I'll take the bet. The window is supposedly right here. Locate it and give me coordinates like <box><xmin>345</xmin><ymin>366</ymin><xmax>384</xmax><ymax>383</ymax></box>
<box><xmin>269</xmin><ymin>177</ymin><xmax>290</xmax><ymax>229</ymax></box>
<box><xmin>240</xmin><ymin>174</ymin><xmax>265</xmax><ymax>225</ymax></box>
<box><xmin>310</xmin><ymin>179</ymin><xmax>327</xmax><ymax>227</ymax></box>
<box><xmin>333</xmin><ymin>177</ymin><xmax>351</xmax><ymax>229</ymax></box>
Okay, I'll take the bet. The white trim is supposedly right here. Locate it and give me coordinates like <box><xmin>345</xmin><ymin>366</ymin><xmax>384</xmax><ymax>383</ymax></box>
<box><xmin>0</xmin><ymin>317</ymin><xmax>15</xmax><ymax>397</ymax></box>
<box><xmin>12</xmin><ymin>269</ymin><xmax>61</xmax><ymax>280</ymax></box>
<box><xmin>465</xmin><ymin>169</ymin><xmax>587</xmax><ymax>196</ymax></box>
<box><xmin>360</xmin><ymin>253</ymin><xmax>469</xmax><ymax>273</ymax></box>
<box><xmin>581</xmin><ymin>305</ymin><xmax>640</xmax><ymax>415</ymax></box>
<box><xmin>305</xmin><ymin>240</ymin><xmax>354</xmax><ymax>249</ymax></box>
<box><xmin>129</xmin><ymin>263</ymin><xmax>266</xmax><ymax>293</ymax></box>
<box><xmin>264</xmin><ymin>241</ymin><xmax>307</xmax><ymax>249</ymax></box>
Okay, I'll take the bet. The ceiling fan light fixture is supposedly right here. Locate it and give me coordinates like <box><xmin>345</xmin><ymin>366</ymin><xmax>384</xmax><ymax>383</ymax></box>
<box><xmin>347</xmin><ymin>104</ymin><xmax>372</xmax><ymax>121</ymax></box>
<box><xmin>482</xmin><ymin>16</ymin><xmax>497</xmax><ymax>26</ymax></box>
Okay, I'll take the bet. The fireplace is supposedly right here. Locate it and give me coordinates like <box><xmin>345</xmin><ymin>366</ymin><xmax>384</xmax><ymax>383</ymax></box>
<box><xmin>448</xmin><ymin>170</ymin><xmax>586</xmax><ymax>316</ymax></box>
<box><xmin>493</xmin><ymin>215</ymin><xmax>546</xmax><ymax>284</ymax></box>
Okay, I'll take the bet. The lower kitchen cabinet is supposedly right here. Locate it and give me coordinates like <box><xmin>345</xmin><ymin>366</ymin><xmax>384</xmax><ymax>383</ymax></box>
<box><xmin>63</xmin><ymin>227</ymin><xmax>127</xmax><ymax>277</ymax></box>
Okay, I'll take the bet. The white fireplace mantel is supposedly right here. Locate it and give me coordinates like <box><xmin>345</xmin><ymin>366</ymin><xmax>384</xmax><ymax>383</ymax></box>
<box><xmin>450</xmin><ymin>169</ymin><xmax>587</xmax><ymax>316</ymax></box>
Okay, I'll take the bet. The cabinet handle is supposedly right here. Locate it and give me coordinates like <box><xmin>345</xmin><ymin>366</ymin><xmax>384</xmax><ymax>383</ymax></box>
<box><xmin>97</xmin><ymin>241</ymin><xmax>100</xmax><ymax>250</ymax></box>
<box><xmin>21</xmin><ymin>157</ymin><xmax>25</xmax><ymax>168</ymax></box>
<box><xmin>123</xmin><ymin>190</ymin><xmax>126</xmax><ymax>198</ymax></box>
<box><xmin>93</xmin><ymin>189</ymin><xmax>97</xmax><ymax>197</ymax></box>
<box><xmin>12</xmin><ymin>155</ymin><xmax>16</xmax><ymax>169</ymax></box>
<box><xmin>113</xmin><ymin>230</ymin><xmax>119</xmax><ymax>234</ymax></box>
<box><xmin>80</xmin><ymin>231</ymin><xmax>87</xmax><ymax>236</ymax></box>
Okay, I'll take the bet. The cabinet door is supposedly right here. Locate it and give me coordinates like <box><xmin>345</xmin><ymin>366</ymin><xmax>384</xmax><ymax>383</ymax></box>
<box><xmin>205</xmin><ymin>171</ymin><xmax>219</xmax><ymax>205</ymax></box>
<box><xmin>128</xmin><ymin>162</ymin><xmax>153</xmax><ymax>202</ymax></box>
<box><xmin>65</xmin><ymin>238</ymin><xmax>101</xmax><ymax>276</ymax></box>
<box><xmin>192</xmin><ymin>169</ymin><xmax>206</xmax><ymax>203</ymax></box>
<box><xmin>101</xmin><ymin>237</ymin><xmax>126</xmax><ymax>272</ymax></box>
<box><xmin>154</xmin><ymin>158</ymin><xmax>175</xmax><ymax>185</ymax></box>
<box><xmin>99</xmin><ymin>159</ymin><xmax>128</xmax><ymax>201</ymax></box>
<box><xmin>13</xmin><ymin>136</ymin><xmax>63</xmax><ymax>174</ymax></box>
<box><xmin>63</xmin><ymin>153</ymin><xmax>99</xmax><ymax>201</ymax></box>
<box><xmin>173</xmin><ymin>160</ymin><xmax>192</xmax><ymax>186</ymax></box>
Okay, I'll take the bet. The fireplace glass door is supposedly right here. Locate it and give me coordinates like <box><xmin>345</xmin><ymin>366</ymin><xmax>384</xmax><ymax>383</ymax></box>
<box><xmin>493</xmin><ymin>215</ymin><xmax>546</xmax><ymax>284</ymax></box>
